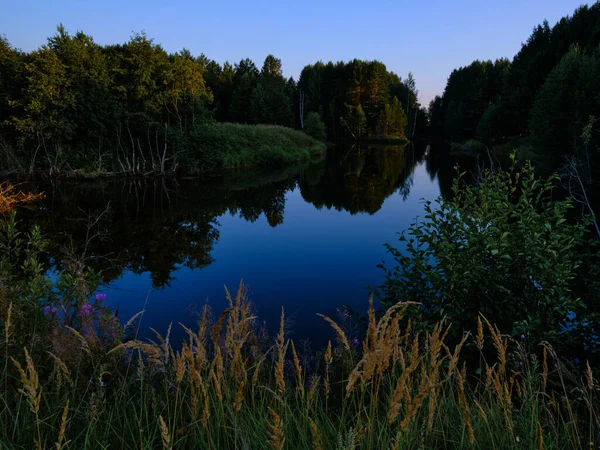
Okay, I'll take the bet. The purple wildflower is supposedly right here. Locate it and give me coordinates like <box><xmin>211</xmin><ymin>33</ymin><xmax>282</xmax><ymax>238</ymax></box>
<box><xmin>352</xmin><ymin>338</ymin><xmax>359</xmax><ymax>345</ymax></box>
<box><xmin>79</xmin><ymin>304</ymin><xmax>95</xmax><ymax>317</ymax></box>
<box><xmin>521</xmin><ymin>334</ymin><xmax>526</xmax><ymax>341</ymax></box>
<box><xmin>95</xmin><ymin>293</ymin><xmax>107</xmax><ymax>304</ymax></box>
<box><xmin>43</xmin><ymin>305</ymin><xmax>57</xmax><ymax>316</ymax></box>
<box><xmin>519</xmin><ymin>361</ymin><xmax>523</xmax><ymax>367</ymax></box>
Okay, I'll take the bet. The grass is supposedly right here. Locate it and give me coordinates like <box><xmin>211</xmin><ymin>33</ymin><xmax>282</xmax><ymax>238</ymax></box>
<box><xmin>0</xmin><ymin>281</ymin><xmax>598</xmax><ymax>449</ymax></box>
<box><xmin>184</xmin><ymin>122</ymin><xmax>327</xmax><ymax>173</ymax></box>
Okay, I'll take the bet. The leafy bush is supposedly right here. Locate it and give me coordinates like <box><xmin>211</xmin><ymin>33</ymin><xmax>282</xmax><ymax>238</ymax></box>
<box><xmin>375</xmin><ymin>156</ymin><xmax>589</xmax><ymax>345</ymax></box>
<box><xmin>304</xmin><ymin>112</ymin><xmax>327</xmax><ymax>142</ymax></box>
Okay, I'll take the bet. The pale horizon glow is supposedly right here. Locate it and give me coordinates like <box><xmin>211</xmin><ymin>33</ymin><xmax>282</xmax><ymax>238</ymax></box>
<box><xmin>0</xmin><ymin>0</ymin><xmax>593</xmax><ymax>105</ymax></box>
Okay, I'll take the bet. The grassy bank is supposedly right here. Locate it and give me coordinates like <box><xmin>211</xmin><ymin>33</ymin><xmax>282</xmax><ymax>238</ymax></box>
<box><xmin>0</xmin><ymin>122</ymin><xmax>327</xmax><ymax>180</ymax></box>
<box><xmin>182</xmin><ymin>123</ymin><xmax>327</xmax><ymax>173</ymax></box>
<box><xmin>0</xmin><ymin>282</ymin><xmax>598</xmax><ymax>450</ymax></box>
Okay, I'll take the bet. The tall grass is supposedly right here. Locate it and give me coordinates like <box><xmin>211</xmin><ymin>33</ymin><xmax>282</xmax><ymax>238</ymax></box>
<box><xmin>0</xmin><ymin>281</ymin><xmax>598</xmax><ymax>449</ymax></box>
<box><xmin>182</xmin><ymin>122</ymin><xmax>327</xmax><ymax>173</ymax></box>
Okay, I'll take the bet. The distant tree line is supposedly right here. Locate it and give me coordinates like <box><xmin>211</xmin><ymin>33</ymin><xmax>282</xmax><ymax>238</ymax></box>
<box><xmin>429</xmin><ymin>3</ymin><xmax>600</xmax><ymax>175</ymax></box>
<box><xmin>298</xmin><ymin>62</ymin><xmax>426</xmax><ymax>140</ymax></box>
<box><xmin>0</xmin><ymin>26</ymin><xmax>423</xmax><ymax>176</ymax></box>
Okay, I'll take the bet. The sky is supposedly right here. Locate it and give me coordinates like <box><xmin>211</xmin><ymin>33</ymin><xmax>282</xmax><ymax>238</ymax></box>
<box><xmin>0</xmin><ymin>0</ymin><xmax>593</xmax><ymax>105</ymax></box>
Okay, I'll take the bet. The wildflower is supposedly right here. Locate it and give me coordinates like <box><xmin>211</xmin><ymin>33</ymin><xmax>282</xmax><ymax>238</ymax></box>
<box><xmin>520</xmin><ymin>334</ymin><xmax>525</xmax><ymax>341</ymax></box>
<box><xmin>95</xmin><ymin>293</ymin><xmax>107</xmax><ymax>304</ymax></box>
<box><xmin>352</xmin><ymin>338</ymin><xmax>359</xmax><ymax>345</ymax></box>
<box><xmin>566</xmin><ymin>311</ymin><xmax>576</xmax><ymax>321</ymax></box>
<box><xmin>43</xmin><ymin>305</ymin><xmax>57</xmax><ymax>317</ymax></box>
<box><xmin>79</xmin><ymin>304</ymin><xmax>95</xmax><ymax>317</ymax></box>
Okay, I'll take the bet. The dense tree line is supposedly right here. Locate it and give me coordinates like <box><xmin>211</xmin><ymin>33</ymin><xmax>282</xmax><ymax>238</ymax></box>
<box><xmin>0</xmin><ymin>26</ymin><xmax>423</xmax><ymax>176</ymax></box>
<box><xmin>298</xmin><ymin>61</ymin><xmax>426</xmax><ymax>140</ymax></box>
<box><xmin>430</xmin><ymin>3</ymin><xmax>600</xmax><ymax>172</ymax></box>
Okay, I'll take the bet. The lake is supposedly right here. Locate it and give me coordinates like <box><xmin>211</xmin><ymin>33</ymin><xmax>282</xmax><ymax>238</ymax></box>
<box><xmin>23</xmin><ymin>143</ymin><xmax>452</xmax><ymax>347</ymax></box>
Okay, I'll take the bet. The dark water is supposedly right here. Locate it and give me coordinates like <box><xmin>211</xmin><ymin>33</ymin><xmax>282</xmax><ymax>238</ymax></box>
<box><xmin>25</xmin><ymin>144</ymin><xmax>452</xmax><ymax>347</ymax></box>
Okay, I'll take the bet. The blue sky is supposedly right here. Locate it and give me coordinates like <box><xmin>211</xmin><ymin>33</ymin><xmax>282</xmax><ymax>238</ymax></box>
<box><xmin>0</xmin><ymin>0</ymin><xmax>592</xmax><ymax>104</ymax></box>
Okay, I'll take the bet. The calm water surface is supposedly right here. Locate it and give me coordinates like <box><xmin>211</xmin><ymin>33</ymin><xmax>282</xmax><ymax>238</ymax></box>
<box><xmin>27</xmin><ymin>144</ymin><xmax>451</xmax><ymax>346</ymax></box>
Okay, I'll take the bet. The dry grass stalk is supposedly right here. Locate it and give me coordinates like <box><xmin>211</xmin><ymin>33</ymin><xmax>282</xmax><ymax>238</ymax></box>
<box><xmin>173</xmin><ymin>350</ymin><xmax>186</xmax><ymax>383</ymax></box>
<box><xmin>209</xmin><ymin>368</ymin><xmax>223</xmax><ymax>404</ymax></box>
<box><xmin>124</xmin><ymin>311</ymin><xmax>144</xmax><ymax>330</ymax></box>
<box><xmin>252</xmin><ymin>352</ymin><xmax>268</xmax><ymax>388</ymax></box>
<box><xmin>400</xmin><ymin>369</ymin><xmax>431</xmax><ymax>431</ymax></box>
<box><xmin>4</xmin><ymin>302</ymin><xmax>12</xmax><ymax>345</ymax></box>
<box><xmin>267</xmin><ymin>408</ymin><xmax>285</xmax><ymax>450</ymax></box>
<box><xmin>12</xmin><ymin>348</ymin><xmax>41</xmax><ymax>414</ymax></box>
<box><xmin>346</xmin><ymin>300</ymin><xmax>420</xmax><ymax>400</ymax></box>
<box><xmin>537</xmin><ymin>421</ymin><xmax>544</xmax><ymax>450</ymax></box>
<box><xmin>476</xmin><ymin>316</ymin><xmax>484</xmax><ymax>351</ymax></box>
<box><xmin>366</xmin><ymin>296</ymin><xmax>377</xmax><ymax>351</ymax></box>
<box><xmin>48</xmin><ymin>352</ymin><xmax>73</xmax><ymax>388</ymax></box>
<box><xmin>234</xmin><ymin>373</ymin><xmax>246</xmax><ymax>413</ymax></box>
<box><xmin>122</xmin><ymin>340</ymin><xmax>163</xmax><ymax>367</ymax></box>
<box><xmin>55</xmin><ymin>400</ymin><xmax>70</xmax><ymax>450</ymax></box>
<box><xmin>345</xmin><ymin>360</ymin><xmax>363</xmax><ymax>398</ymax></box>
<box><xmin>317</xmin><ymin>313</ymin><xmax>351</xmax><ymax>350</ymax></box>
<box><xmin>388</xmin><ymin>352</ymin><xmax>421</xmax><ymax>424</ymax></box>
<box><xmin>542</xmin><ymin>346</ymin><xmax>548</xmax><ymax>392</ymax></box>
<box><xmin>473</xmin><ymin>399</ymin><xmax>488</xmax><ymax>423</ymax></box>
<box><xmin>324</xmin><ymin>340</ymin><xmax>332</xmax><ymax>402</ymax></box>
<box><xmin>201</xmin><ymin>381</ymin><xmax>210</xmax><ymax>430</ymax></box>
<box><xmin>159</xmin><ymin>415</ymin><xmax>172</xmax><ymax>450</ymax></box>
<box><xmin>275</xmin><ymin>308</ymin><xmax>287</xmax><ymax>394</ymax></box>
<box><xmin>65</xmin><ymin>326</ymin><xmax>91</xmax><ymax>355</ymax></box>
<box><xmin>481</xmin><ymin>315</ymin><xmax>507</xmax><ymax>376</ymax></box>
<box><xmin>211</xmin><ymin>308</ymin><xmax>233</xmax><ymax>345</ymax></box>
<box><xmin>308</xmin><ymin>417</ymin><xmax>323</xmax><ymax>450</ymax></box>
<box><xmin>149</xmin><ymin>323</ymin><xmax>172</xmax><ymax>366</ymax></box>
<box><xmin>456</xmin><ymin>363</ymin><xmax>475</xmax><ymax>445</ymax></box>
<box><xmin>447</xmin><ymin>332</ymin><xmax>469</xmax><ymax>379</ymax></box>
<box><xmin>586</xmin><ymin>361</ymin><xmax>594</xmax><ymax>390</ymax></box>
<box><xmin>308</xmin><ymin>376</ymin><xmax>320</xmax><ymax>408</ymax></box>
<box><xmin>290</xmin><ymin>340</ymin><xmax>305</xmax><ymax>397</ymax></box>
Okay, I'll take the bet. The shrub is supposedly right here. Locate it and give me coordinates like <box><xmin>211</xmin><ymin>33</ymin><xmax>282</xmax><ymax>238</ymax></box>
<box><xmin>375</xmin><ymin>155</ymin><xmax>588</xmax><ymax>346</ymax></box>
<box><xmin>304</xmin><ymin>112</ymin><xmax>327</xmax><ymax>142</ymax></box>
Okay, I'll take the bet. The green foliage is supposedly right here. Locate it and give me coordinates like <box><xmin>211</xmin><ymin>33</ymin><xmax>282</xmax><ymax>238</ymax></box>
<box><xmin>432</xmin><ymin>3</ymin><xmax>600</xmax><ymax>173</ymax></box>
<box><xmin>183</xmin><ymin>122</ymin><xmax>326</xmax><ymax>172</ymax></box>
<box><xmin>298</xmin><ymin>60</ymin><xmax>424</xmax><ymax>140</ymax></box>
<box><xmin>0</xmin><ymin>30</ymin><xmax>304</xmax><ymax>175</ymax></box>
<box><xmin>375</xmin><ymin>157</ymin><xmax>588</xmax><ymax>344</ymax></box>
<box><xmin>382</xmin><ymin>96</ymin><xmax>407</xmax><ymax>138</ymax></box>
<box><xmin>529</xmin><ymin>45</ymin><xmax>600</xmax><ymax>163</ymax></box>
<box><xmin>304</xmin><ymin>111</ymin><xmax>326</xmax><ymax>142</ymax></box>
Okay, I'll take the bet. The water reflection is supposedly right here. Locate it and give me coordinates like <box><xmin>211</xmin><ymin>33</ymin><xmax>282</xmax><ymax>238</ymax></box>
<box><xmin>300</xmin><ymin>145</ymin><xmax>418</xmax><ymax>214</ymax></box>
<box><xmin>23</xmin><ymin>143</ymin><xmax>441</xmax><ymax>291</ymax></box>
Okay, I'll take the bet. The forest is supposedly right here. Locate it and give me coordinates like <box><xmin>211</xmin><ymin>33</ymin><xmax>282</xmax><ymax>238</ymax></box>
<box><xmin>0</xmin><ymin>27</ymin><xmax>421</xmax><ymax>176</ymax></box>
<box><xmin>429</xmin><ymin>2</ymin><xmax>600</xmax><ymax>191</ymax></box>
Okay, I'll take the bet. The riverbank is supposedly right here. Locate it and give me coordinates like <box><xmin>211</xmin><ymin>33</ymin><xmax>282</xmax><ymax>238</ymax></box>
<box><xmin>0</xmin><ymin>122</ymin><xmax>327</xmax><ymax>180</ymax></box>
<box><xmin>0</xmin><ymin>280</ymin><xmax>597</xmax><ymax>450</ymax></box>
<box><xmin>185</xmin><ymin>122</ymin><xmax>327</xmax><ymax>172</ymax></box>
